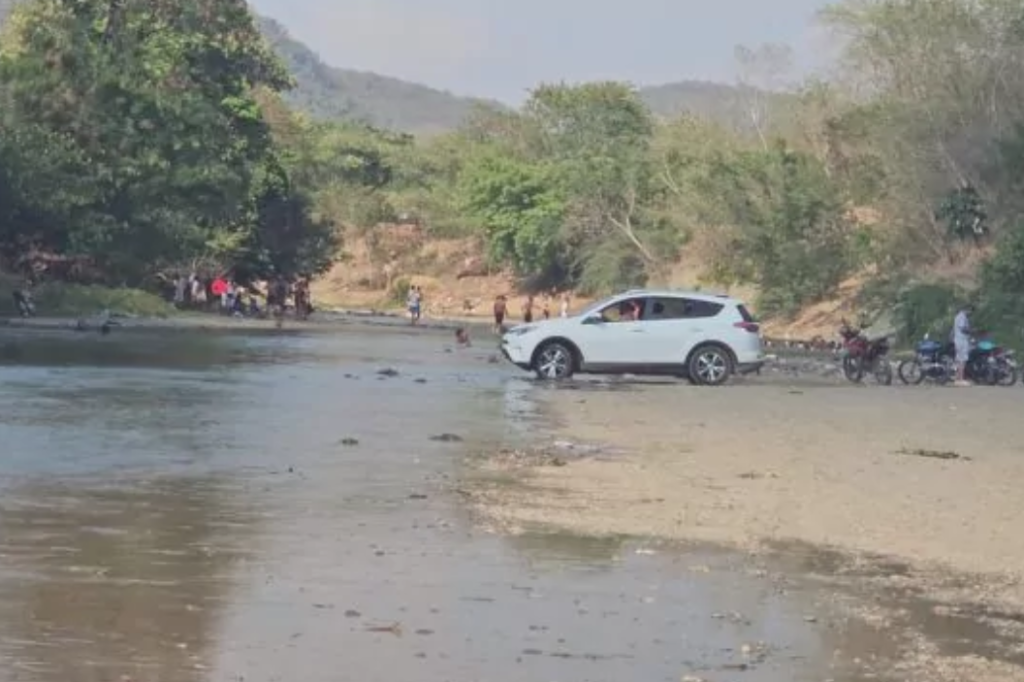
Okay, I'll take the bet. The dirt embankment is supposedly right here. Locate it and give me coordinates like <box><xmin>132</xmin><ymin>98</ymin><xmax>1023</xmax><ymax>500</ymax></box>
<box><xmin>311</xmin><ymin>224</ymin><xmax>860</xmax><ymax>338</ymax></box>
<box><xmin>466</xmin><ymin>382</ymin><xmax>1024</xmax><ymax>681</ymax></box>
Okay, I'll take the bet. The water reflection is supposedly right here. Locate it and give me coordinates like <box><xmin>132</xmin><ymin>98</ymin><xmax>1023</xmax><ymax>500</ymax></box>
<box><xmin>0</xmin><ymin>329</ymin><xmax>320</xmax><ymax>370</ymax></box>
<box><xmin>0</xmin><ymin>478</ymin><xmax>254</xmax><ymax>682</ymax></box>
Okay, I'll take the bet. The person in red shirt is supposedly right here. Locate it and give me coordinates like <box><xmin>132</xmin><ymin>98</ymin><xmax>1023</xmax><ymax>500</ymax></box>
<box><xmin>211</xmin><ymin>276</ymin><xmax>228</xmax><ymax>312</ymax></box>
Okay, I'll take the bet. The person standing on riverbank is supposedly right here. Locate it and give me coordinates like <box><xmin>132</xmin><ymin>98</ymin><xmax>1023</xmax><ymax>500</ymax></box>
<box><xmin>190</xmin><ymin>274</ymin><xmax>205</xmax><ymax>307</ymax></box>
<box><xmin>493</xmin><ymin>295</ymin><xmax>507</xmax><ymax>333</ymax></box>
<box><xmin>211</xmin><ymin>276</ymin><xmax>228</xmax><ymax>313</ymax></box>
<box><xmin>172</xmin><ymin>274</ymin><xmax>187</xmax><ymax>308</ymax></box>
<box><xmin>294</xmin><ymin>276</ymin><xmax>311</xmax><ymax>320</ymax></box>
<box><xmin>407</xmin><ymin>285</ymin><xmax>422</xmax><ymax>325</ymax></box>
<box><xmin>952</xmin><ymin>303</ymin><xmax>974</xmax><ymax>386</ymax></box>
<box><xmin>268</xmin><ymin>276</ymin><xmax>288</xmax><ymax>328</ymax></box>
<box><xmin>522</xmin><ymin>295</ymin><xmax>534</xmax><ymax>323</ymax></box>
<box><xmin>559</xmin><ymin>292</ymin><xmax>570</xmax><ymax>318</ymax></box>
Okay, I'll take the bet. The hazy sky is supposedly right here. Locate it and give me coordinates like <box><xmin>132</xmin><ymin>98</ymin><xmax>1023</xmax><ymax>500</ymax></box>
<box><xmin>248</xmin><ymin>0</ymin><xmax>837</xmax><ymax>103</ymax></box>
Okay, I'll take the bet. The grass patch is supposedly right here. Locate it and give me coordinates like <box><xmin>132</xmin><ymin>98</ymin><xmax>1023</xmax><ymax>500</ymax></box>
<box><xmin>0</xmin><ymin>275</ymin><xmax>175</xmax><ymax>317</ymax></box>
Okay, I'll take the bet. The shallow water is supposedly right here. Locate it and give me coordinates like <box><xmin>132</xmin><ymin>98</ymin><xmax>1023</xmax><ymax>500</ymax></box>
<box><xmin>0</xmin><ymin>326</ymin><xmax>864</xmax><ymax>681</ymax></box>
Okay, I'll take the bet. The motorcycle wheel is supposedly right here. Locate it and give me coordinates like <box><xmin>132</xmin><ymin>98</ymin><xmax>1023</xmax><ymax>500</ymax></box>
<box><xmin>897</xmin><ymin>359</ymin><xmax>924</xmax><ymax>385</ymax></box>
<box><xmin>873</xmin><ymin>359</ymin><xmax>893</xmax><ymax>385</ymax></box>
<box><xmin>842</xmin><ymin>356</ymin><xmax>864</xmax><ymax>383</ymax></box>
<box><xmin>997</xmin><ymin>365</ymin><xmax>1018</xmax><ymax>386</ymax></box>
<box><xmin>968</xmin><ymin>361</ymin><xmax>997</xmax><ymax>386</ymax></box>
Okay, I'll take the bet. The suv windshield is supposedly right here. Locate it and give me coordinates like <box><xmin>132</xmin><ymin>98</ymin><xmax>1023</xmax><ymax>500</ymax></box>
<box><xmin>580</xmin><ymin>295</ymin><xmax>622</xmax><ymax>318</ymax></box>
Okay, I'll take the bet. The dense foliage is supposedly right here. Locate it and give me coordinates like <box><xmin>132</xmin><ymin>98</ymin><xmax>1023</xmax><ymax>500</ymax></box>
<box><xmin>5</xmin><ymin>0</ymin><xmax>1024</xmax><ymax>339</ymax></box>
<box><xmin>0</xmin><ymin>0</ymin><xmax>346</xmax><ymax>284</ymax></box>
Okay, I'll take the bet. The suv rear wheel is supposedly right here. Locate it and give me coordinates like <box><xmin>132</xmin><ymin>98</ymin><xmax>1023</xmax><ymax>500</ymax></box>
<box><xmin>533</xmin><ymin>341</ymin><xmax>575</xmax><ymax>380</ymax></box>
<box><xmin>688</xmin><ymin>344</ymin><xmax>732</xmax><ymax>386</ymax></box>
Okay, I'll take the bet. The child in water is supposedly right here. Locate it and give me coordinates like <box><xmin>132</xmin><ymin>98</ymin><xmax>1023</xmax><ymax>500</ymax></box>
<box><xmin>455</xmin><ymin>328</ymin><xmax>471</xmax><ymax>346</ymax></box>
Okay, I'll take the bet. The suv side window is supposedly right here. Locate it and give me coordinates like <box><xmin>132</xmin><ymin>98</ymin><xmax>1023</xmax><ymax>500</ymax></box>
<box><xmin>599</xmin><ymin>297</ymin><xmax>646</xmax><ymax>322</ymax></box>
<box><xmin>646</xmin><ymin>297</ymin><xmax>724</xmax><ymax>320</ymax></box>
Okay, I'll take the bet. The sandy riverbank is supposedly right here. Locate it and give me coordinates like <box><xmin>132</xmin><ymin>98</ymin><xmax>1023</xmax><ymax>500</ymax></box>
<box><xmin>467</xmin><ymin>381</ymin><xmax>1024</xmax><ymax>680</ymax></box>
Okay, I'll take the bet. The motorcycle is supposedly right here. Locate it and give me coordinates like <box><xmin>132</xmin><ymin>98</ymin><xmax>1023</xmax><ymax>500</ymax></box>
<box><xmin>991</xmin><ymin>345</ymin><xmax>1018</xmax><ymax>386</ymax></box>
<box><xmin>898</xmin><ymin>330</ymin><xmax>1016</xmax><ymax>387</ymax></box>
<box><xmin>839</xmin><ymin>321</ymin><xmax>893</xmax><ymax>385</ymax></box>
<box><xmin>968</xmin><ymin>337</ymin><xmax>1017</xmax><ymax>386</ymax></box>
<box><xmin>897</xmin><ymin>335</ymin><xmax>954</xmax><ymax>385</ymax></box>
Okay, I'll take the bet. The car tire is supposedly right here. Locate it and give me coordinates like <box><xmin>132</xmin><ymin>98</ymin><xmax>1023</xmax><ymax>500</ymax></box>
<box><xmin>533</xmin><ymin>341</ymin><xmax>575</xmax><ymax>380</ymax></box>
<box><xmin>688</xmin><ymin>344</ymin><xmax>733</xmax><ymax>386</ymax></box>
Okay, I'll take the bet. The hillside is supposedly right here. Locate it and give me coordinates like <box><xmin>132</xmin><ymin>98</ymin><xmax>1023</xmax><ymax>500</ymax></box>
<box><xmin>0</xmin><ymin>2</ymin><xmax>761</xmax><ymax>134</ymax></box>
<box><xmin>257</xmin><ymin>17</ymin><xmax>501</xmax><ymax>134</ymax></box>
<box><xmin>259</xmin><ymin>17</ymin><xmax>759</xmax><ymax>134</ymax></box>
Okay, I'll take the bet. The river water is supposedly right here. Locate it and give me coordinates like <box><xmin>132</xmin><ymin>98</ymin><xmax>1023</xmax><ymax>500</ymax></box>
<box><xmin>0</xmin><ymin>325</ymin><xmax>869</xmax><ymax>682</ymax></box>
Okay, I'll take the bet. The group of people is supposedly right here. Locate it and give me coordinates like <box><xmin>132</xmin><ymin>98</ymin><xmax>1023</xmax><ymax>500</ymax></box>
<box><xmin>492</xmin><ymin>292</ymin><xmax>571</xmax><ymax>332</ymax></box>
<box><xmin>401</xmin><ymin>284</ymin><xmax>573</xmax><ymax>335</ymax></box>
<box><xmin>170</xmin><ymin>272</ymin><xmax>312</xmax><ymax>323</ymax></box>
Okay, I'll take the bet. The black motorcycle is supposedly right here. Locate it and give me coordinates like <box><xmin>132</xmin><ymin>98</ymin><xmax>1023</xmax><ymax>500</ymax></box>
<box><xmin>967</xmin><ymin>338</ymin><xmax>1015</xmax><ymax>386</ymax></box>
<box><xmin>899</xmin><ymin>334</ymin><xmax>1013</xmax><ymax>386</ymax></box>
<box><xmin>898</xmin><ymin>336</ymin><xmax>953</xmax><ymax>384</ymax></box>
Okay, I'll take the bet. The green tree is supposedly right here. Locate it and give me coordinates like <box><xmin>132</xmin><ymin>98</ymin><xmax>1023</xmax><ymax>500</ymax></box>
<box><xmin>457</xmin><ymin>154</ymin><xmax>566</xmax><ymax>278</ymax></box>
<box><xmin>458</xmin><ymin>82</ymin><xmax>679</xmax><ymax>292</ymax></box>
<box><xmin>0</xmin><ymin>0</ymin><xmax>333</xmax><ymax>283</ymax></box>
<box><xmin>696</xmin><ymin>141</ymin><xmax>856</xmax><ymax>315</ymax></box>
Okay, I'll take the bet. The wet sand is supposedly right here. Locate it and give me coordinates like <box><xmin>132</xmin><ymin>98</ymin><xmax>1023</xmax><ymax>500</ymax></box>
<box><xmin>0</xmin><ymin>328</ymin><xmax>877</xmax><ymax>682</ymax></box>
<box><xmin>468</xmin><ymin>380</ymin><xmax>1024</xmax><ymax>680</ymax></box>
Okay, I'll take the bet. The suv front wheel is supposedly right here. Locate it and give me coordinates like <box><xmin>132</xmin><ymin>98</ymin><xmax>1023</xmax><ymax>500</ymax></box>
<box><xmin>533</xmin><ymin>341</ymin><xmax>575</xmax><ymax>380</ymax></box>
<box><xmin>688</xmin><ymin>344</ymin><xmax>733</xmax><ymax>386</ymax></box>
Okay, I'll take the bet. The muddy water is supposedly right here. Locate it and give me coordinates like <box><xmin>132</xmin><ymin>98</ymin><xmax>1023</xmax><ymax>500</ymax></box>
<box><xmin>1</xmin><ymin>327</ymin><xmax>859</xmax><ymax>682</ymax></box>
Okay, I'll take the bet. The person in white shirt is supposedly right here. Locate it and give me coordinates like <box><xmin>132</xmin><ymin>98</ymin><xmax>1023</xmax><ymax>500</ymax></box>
<box><xmin>951</xmin><ymin>304</ymin><xmax>974</xmax><ymax>386</ymax></box>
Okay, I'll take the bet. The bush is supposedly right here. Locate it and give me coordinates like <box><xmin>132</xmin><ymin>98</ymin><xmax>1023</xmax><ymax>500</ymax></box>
<box><xmin>974</xmin><ymin>292</ymin><xmax>1024</xmax><ymax>350</ymax></box>
<box><xmin>0</xmin><ymin>275</ymin><xmax>175</xmax><ymax>317</ymax></box>
<box><xmin>894</xmin><ymin>282</ymin><xmax>961</xmax><ymax>344</ymax></box>
<box><xmin>388</xmin><ymin>276</ymin><xmax>411</xmax><ymax>306</ymax></box>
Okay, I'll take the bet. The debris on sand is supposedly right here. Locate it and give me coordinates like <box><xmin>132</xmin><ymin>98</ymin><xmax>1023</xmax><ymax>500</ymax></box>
<box><xmin>738</xmin><ymin>471</ymin><xmax>779</xmax><ymax>480</ymax></box>
<box><xmin>430</xmin><ymin>433</ymin><xmax>463</xmax><ymax>442</ymax></box>
<box><xmin>338</xmin><ymin>437</ymin><xmax>359</xmax><ymax>446</ymax></box>
<box><xmin>894</xmin><ymin>447</ymin><xmax>970</xmax><ymax>461</ymax></box>
<box><xmin>365</xmin><ymin>622</ymin><xmax>402</xmax><ymax>636</ymax></box>
<box><xmin>739</xmin><ymin>641</ymin><xmax>771</xmax><ymax>663</ymax></box>
<box><xmin>487</xmin><ymin>447</ymin><xmax>571</xmax><ymax>469</ymax></box>
<box><xmin>376</xmin><ymin>367</ymin><xmax>399</xmax><ymax>377</ymax></box>
<box><xmin>475</xmin><ymin>440</ymin><xmax>612</xmax><ymax>471</ymax></box>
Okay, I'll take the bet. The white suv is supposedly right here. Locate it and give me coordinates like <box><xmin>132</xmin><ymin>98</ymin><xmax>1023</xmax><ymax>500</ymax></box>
<box><xmin>500</xmin><ymin>289</ymin><xmax>764</xmax><ymax>385</ymax></box>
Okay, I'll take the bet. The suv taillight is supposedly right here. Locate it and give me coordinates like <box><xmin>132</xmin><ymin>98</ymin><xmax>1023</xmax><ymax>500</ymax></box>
<box><xmin>734</xmin><ymin>321</ymin><xmax>759</xmax><ymax>333</ymax></box>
